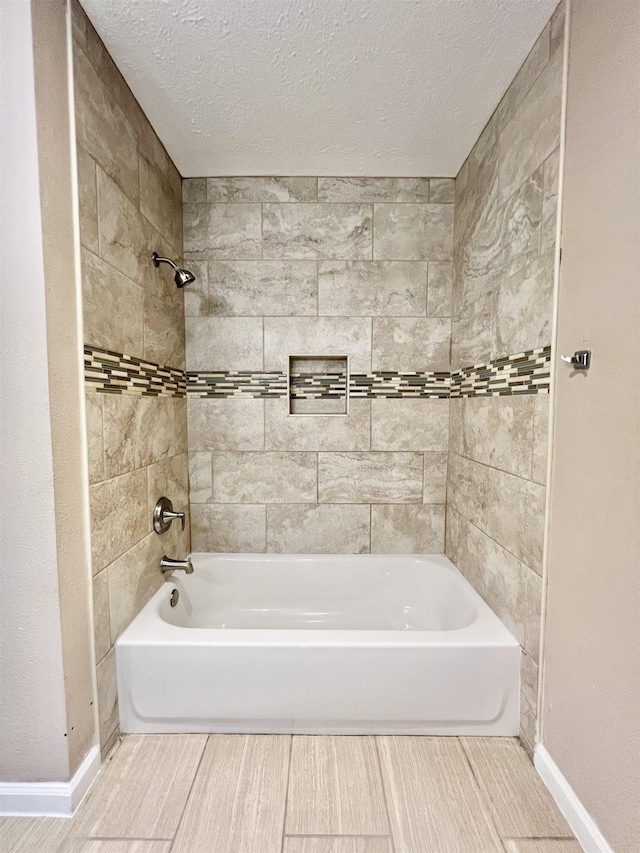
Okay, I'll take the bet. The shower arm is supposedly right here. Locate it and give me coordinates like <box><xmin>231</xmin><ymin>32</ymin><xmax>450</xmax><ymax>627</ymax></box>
<box><xmin>152</xmin><ymin>252</ymin><xmax>178</xmax><ymax>272</ymax></box>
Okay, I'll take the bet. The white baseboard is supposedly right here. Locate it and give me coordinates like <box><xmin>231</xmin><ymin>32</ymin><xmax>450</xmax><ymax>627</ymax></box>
<box><xmin>534</xmin><ymin>743</ymin><xmax>614</xmax><ymax>853</ymax></box>
<box><xmin>0</xmin><ymin>743</ymin><xmax>100</xmax><ymax>817</ymax></box>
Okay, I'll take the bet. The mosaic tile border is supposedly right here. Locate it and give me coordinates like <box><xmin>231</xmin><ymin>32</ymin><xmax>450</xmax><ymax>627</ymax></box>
<box><xmin>85</xmin><ymin>345</ymin><xmax>551</xmax><ymax>399</ymax></box>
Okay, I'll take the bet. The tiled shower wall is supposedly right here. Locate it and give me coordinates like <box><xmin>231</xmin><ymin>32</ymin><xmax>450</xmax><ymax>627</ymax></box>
<box><xmin>446</xmin><ymin>1</ymin><xmax>565</xmax><ymax>754</ymax></box>
<box><xmin>72</xmin><ymin>1</ymin><xmax>190</xmax><ymax>753</ymax></box>
<box><xmin>182</xmin><ymin>176</ymin><xmax>456</xmax><ymax>553</ymax></box>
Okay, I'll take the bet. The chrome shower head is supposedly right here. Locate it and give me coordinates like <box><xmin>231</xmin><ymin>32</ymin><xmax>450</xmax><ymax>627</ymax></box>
<box><xmin>152</xmin><ymin>252</ymin><xmax>195</xmax><ymax>288</ymax></box>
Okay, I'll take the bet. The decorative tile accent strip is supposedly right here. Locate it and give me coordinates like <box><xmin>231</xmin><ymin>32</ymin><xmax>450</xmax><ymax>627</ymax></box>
<box><xmin>84</xmin><ymin>345</ymin><xmax>551</xmax><ymax>399</ymax></box>
<box><xmin>84</xmin><ymin>346</ymin><xmax>186</xmax><ymax>397</ymax></box>
<box><xmin>450</xmin><ymin>346</ymin><xmax>551</xmax><ymax>398</ymax></box>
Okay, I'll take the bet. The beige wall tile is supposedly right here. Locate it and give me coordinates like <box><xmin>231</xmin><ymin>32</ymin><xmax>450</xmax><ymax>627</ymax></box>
<box><xmin>207</xmin><ymin>176</ymin><xmax>317</xmax><ymax>202</ymax></box>
<box><xmin>188</xmin><ymin>398</ymin><xmax>265</xmax><ymax>451</ymax></box>
<box><xmin>495</xmin><ymin>23</ymin><xmax>550</xmax><ymax>133</ymax></box>
<box><xmin>182</xmin><ymin>178</ymin><xmax>206</xmax><ymax>203</ymax></box>
<box><xmin>427</xmin><ymin>261</ymin><xmax>453</xmax><ymax>316</ymax></box>
<box><xmin>139</xmin><ymin>154</ymin><xmax>182</xmax><ymax>252</ymax></box>
<box><xmin>494</xmin><ymin>251</ymin><xmax>554</xmax><ymax>357</ymax></box>
<box><xmin>318</xmin><ymin>177</ymin><xmax>430</xmax><ymax>203</ymax></box>
<box><xmin>445</xmin><ymin>505</ymin><xmax>459</xmax><ymax>563</ymax></box>
<box><xmin>81</xmin><ymin>249</ymin><xmax>144</xmax><ymax>355</ymax></box>
<box><xmin>378</xmin><ymin>736</ymin><xmax>502</xmax><ymax>853</ymax></box>
<box><xmin>318</xmin><ymin>261</ymin><xmax>427</xmax><ymax>316</ymax></box>
<box><xmin>265</xmin><ymin>399</ymin><xmax>370</xmax><ymax>451</ymax></box>
<box><xmin>460</xmin><ymin>396</ymin><xmax>534</xmax><ymax>479</ymax></box>
<box><xmin>318</xmin><ymin>452</ymin><xmax>423</xmax><ymax>503</ymax></box>
<box><xmin>96</xmin><ymin>647</ymin><xmax>118</xmax><ymax>747</ymax></box>
<box><xmin>267</xmin><ymin>504</ymin><xmax>370</xmax><ymax>553</ymax></box>
<box><xmin>188</xmin><ymin>451</ymin><xmax>212</xmax><ymax>503</ymax></box>
<box><xmin>191</xmin><ymin>504</ymin><xmax>266</xmax><ymax>552</ymax></box>
<box><xmin>185</xmin><ymin>316</ymin><xmax>264</xmax><ymax>370</ymax></box>
<box><xmin>147</xmin><ymin>453</ymin><xmax>189</xmax><ymax>513</ymax></box>
<box><xmin>107</xmin><ymin>533</ymin><xmax>163</xmax><ymax>640</ymax></box>
<box><xmin>90</xmin><ymin>468</ymin><xmax>149</xmax><ymax>573</ymax></box>
<box><xmin>531</xmin><ymin>394</ymin><xmax>550</xmax><ymax>485</ymax></box>
<box><xmin>102</xmin><ymin>395</ymin><xmax>176</xmax><ymax>479</ymax></box>
<box><xmin>85</xmin><ymin>392</ymin><xmax>104</xmax><ymax>484</ymax></box>
<box><xmin>549</xmin><ymin>0</ymin><xmax>566</xmax><ymax>57</ymax></box>
<box><xmin>485</xmin><ymin>468</ymin><xmax>546</xmax><ymax>574</ymax></box>
<box><xmin>73</xmin><ymin>735</ymin><xmax>207</xmax><ymax>839</ymax></box>
<box><xmin>284</xmin><ymin>839</ymin><xmax>392</xmax><ymax>853</ymax></box>
<box><xmin>213</xmin><ymin>451</ymin><xmax>317</xmax><ymax>503</ymax></box>
<box><xmin>371</xmin><ymin>505</ymin><xmax>445</xmax><ymax>553</ymax></box>
<box><xmin>429</xmin><ymin>178</ymin><xmax>456</xmax><ymax>203</ymax></box>
<box><xmin>521</xmin><ymin>649</ymin><xmax>539</xmax><ymax>711</ymax></box>
<box><xmin>183</xmin><ymin>258</ymin><xmax>209</xmax><ymax>316</ymax></box>
<box><xmin>286</xmin><ymin>736</ymin><xmax>388</xmax><ymax>835</ymax></box>
<box><xmin>143</xmin><ymin>291</ymin><xmax>186</xmax><ymax>369</ymax></box>
<box><xmin>461</xmin><ymin>738</ymin><xmax>572</xmax><ymax>838</ymax></box>
<box><xmin>264</xmin><ymin>317</ymin><xmax>371</xmax><ymax>372</ymax></box>
<box><xmin>92</xmin><ymin>568</ymin><xmax>111</xmax><ymax>663</ymax></box>
<box><xmin>263</xmin><ymin>203</ymin><xmax>372</xmax><ymax>259</ymax></box>
<box><xmin>374</xmin><ymin>204</ymin><xmax>453</xmax><ymax>260</ymax></box>
<box><xmin>540</xmin><ymin>147</ymin><xmax>560</xmax><ymax>254</ymax></box>
<box><xmin>423</xmin><ymin>452</ymin><xmax>448</xmax><ymax>503</ymax></box>
<box><xmin>210</xmin><ymin>261</ymin><xmax>317</xmax><ymax>316</ymax></box>
<box><xmin>446</xmin><ymin>453</ymin><xmax>488</xmax><ymax>528</ymax></box>
<box><xmin>172</xmin><ymin>735</ymin><xmax>290</xmax><ymax>853</ymax></box>
<box><xmin>183</xmin><ymin>203</ymin><xmax>262</xmax><ymax>259</ymax></box>
<box><xmin>371</xmin><ymin>399</ymin><xmax>448</xmax><ymax>451</ymax></box>
<box><xmin>77</xmin><ymin>144</ymin><xmax>99</xmax><ymax>253</ymax></box>
<box><xmin>372</xmin><ymin>317</ymin><xmax>450</xmax><ymax>372</ymax></box>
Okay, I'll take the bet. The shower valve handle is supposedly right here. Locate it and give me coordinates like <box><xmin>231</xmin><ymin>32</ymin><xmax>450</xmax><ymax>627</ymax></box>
<box><xmin>153</xmin><ymin>496</ymin><xmax>185</xmax><ymax>534</ymax></box>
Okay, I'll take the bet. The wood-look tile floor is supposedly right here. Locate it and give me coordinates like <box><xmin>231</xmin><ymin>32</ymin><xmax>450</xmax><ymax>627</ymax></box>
<box><xmin>0</xmin><ymin>735</ymin><xmax>581</xmax><ymax>853</ymax></box>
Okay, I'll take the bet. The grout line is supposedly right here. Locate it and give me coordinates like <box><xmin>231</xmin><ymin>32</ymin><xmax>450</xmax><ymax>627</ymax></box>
<box><xmin>374</xmin><ymin>738</ymin><xmax>396</xmax><ymax>853</ymax></box>
<box><xmin>280</xmin><ymin>735</ymin><xmax>294</xmax><ymax>852</ymax></box>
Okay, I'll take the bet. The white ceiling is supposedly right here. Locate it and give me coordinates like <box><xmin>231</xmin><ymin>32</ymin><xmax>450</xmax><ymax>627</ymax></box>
<box><xmin>80</xmin><ymin>0</ymin><xmax>558</xmax><ymax>178</ymax></box>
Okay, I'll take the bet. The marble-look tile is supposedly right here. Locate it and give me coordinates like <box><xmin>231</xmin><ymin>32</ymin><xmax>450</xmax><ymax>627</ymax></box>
<box><xmin>445</xmin><ymin>506</ymin><xmax>459</xmax><ymax>563</ymax></box>
<box><xmin>90</xmin><ymin>468</ymin><xmax>149</xmax><ymax>573</ymax></box>
<box><xmin>371</xmin><ymin>399</ymin><xmax>448</xmax><ymax>451</ymax></box>
<box><xmin>521</xmin><ymin>649</ymin><xmax>539</xmax><ymax>711</ymax></box>
<box><xmin>485</xmin><ymin>468</ymin><xmax>546</xmax><ymax>574</ymax></box>
<box><xmin>93</xmin><ymin>568</ymin><xmax>111</xmax><ymax>663</ymax></box>
<box><xmin>71</xmin><ymin>0</ymin><xmax>88</xmax><ymax>48</ymax></box>
<box><xmin>183</xmin><ymin>258</ymin><xmax>209</xmax><ymax>316</ymax></box>
<box><xmin>107</xmin><ymin>532</ymin><xmax>163</xmax><ymax>641</ymax></box>
<box><xmin>531</xmin><ymin>394</ymin><xmax>550</xmax><ymax>485</ymax></box>
<box><xmin>174</xmin><ymin>399</ymin><xmax>189</xmax><ymax>454</ymax></box>
<box><xmin>520</xmin><ymin>695</ymin><xmax>536</xmax><ymax>758</ymax></box>
<box><xmin>96</xmin><ymin>647</ymin><xmax>118</xmax><ymax>746</ymax></box>
<box><xmin>182</xmin><ymin>178</ymin><xmax>206</xmax><ymax>204</ymax></box>
<box><xmin>423</xmin><ymin>452</ymin><xmax>448</xmax><ymax>503</ymax></box>
<box><xmin>265</xmin><ymin>399</ymin><xmax>370</xmax><ymax>451</ymax></box>
<box><xmin>77</xmin><ymin>144</ymin><xmax>99</xmax><ymax>253</ymax></box>
<box><xmin>550</xmin><ymin>0</ymin><xmax>566</xmax><ymax>58</ymax></box>
<box><xmin>318</xmin><ymin>261</ymin><xmax>427</xmax><ymax>316</ymax></box>
<box><xmin>427</xmin><ymin>261</ymin><xmax>453</xmax><ymax>316</ymax></box>
<box><xmin>73</xmin><ymin>47</ymin><xmax>138</xmax><ymax>204</ymax></box>
<box><xmin>371</xmin><ymin>505</ymin><xmax>445</xmax><ymax>553</ymax></box>
<box><xmin>209</xmin><ymin>261</ymin><xmax>317</xmax><ymax>316</ymax></box>
<box><xmin>318</xmin><ymin>177</ymin><xmax>430</xmax><ymax>202</ymax></box>
<box><xmin>372</xmin><ymin>317</ymin><xmax>450</xmax><ymax>371</ymax></box>
<box><xmin>264</xmin><ymin>317</ymin><xmax>371</xmax><ymax>372</ymax></box>
<box><xmin>498</xmin><ymin>48</ymin><xmax>563</xmax><ymax>203</ymax></box>
<box><xmin>429</xmin><ymin>178</ymin><xmax>456</xmax><ymax>203</ymax></box>
<box><xmin>147</xmin><ymin>453</ymin><xmax>189</xmax><ymax>513</ymax></box>
<box><xmin>81</xmin><ymin>248</ymin><xmax>143</xmax><ymax>355</ymax></box>
<box><xmin>139</xmin><ymin>154</ymin><xmax>182</xmax><ymax>252</ymax></box>
<box><xmin>188</xmin><ymin>398</ymin><xmax>265</xmax><ymax>451</ymax></box>
<box><xmin>212</xmin><ymin>452</ymin><xmax>317</xmax><ymax>503</ymax></box>
<box><xmin>207</xmin><ymin>176</ymin><xmax>317</xmax><ymax>202</ymax></box>
<box><xmin>188</xmin><ymin>452</ymin><xmax>212</xmax><ymax>503</ymax></box>
<box><xmin>191</xmin><ymin>504</ymin><xmax>266</xmax><ymax>552</ymax></box>
<box><xmin>446</xmin><ymin>452</ymin><xmax>488</xmax><ymax>528</ymax></box>
<box><xmin>540</xmin><ymin>147</ymin><xmax>560</xmax><ymax>254</ymax></box>
<box><xmin>183</xmin><ymin>203</ymin><xmax>262</xmax><ymax>259</ymax></box>
<box><xmin>267</xmin><ymin>505</ymin><xmax>370</xmax><ymax>553</ymax></box>
<box><xmin>263</xmin><ymin>203</ymin><xmax>372</xmax><ymax>259</ymax></box>
<box><xmin>495</xmin><ymin>22</ymin><xmax>550</xmax><ymax>133</ymax></box>
<box><xmin>494</xmin><ymin>251</ymin><xmax>554</xmax><ymax>358</ymax></box>
<box><xmin>451</xmin><ymin>286</ymin><xmax>495</xmax><ymax>368</ymax></box>
<box><xmin>454</xmin><ymin>116</ymin><xmax>500</xmax><ymax>251</ymax></box>
<box><xmin>524</xmin><ymin>569</ymin><xmax>542</xmax><ymax>663</ymax></box>
<box><xmin>185</xmin><ymin>316</ymin><xmax>264</xmax><ymax>370</ymax></box>
<box><xmin>374</xmin><ymin>204</ymin><xmax>453</xmax><ymax>260</ymax></box>
<box><xmin>448</xmin><ymin>398</ymin><xmax>463</xmax><ymax>456</ymax></box>
<box><xmin>318</xmin><ymin>452</ymin><xmax>423</xmax><ymax>503</ymax></box>
<box><xmin>461</xmin><ymin>396</ymin><xmax>535</xmax><ymax>479</ymax></box>
<box><xmin>457</xmin><ymin>517</ymin><xmax>540</xmax><ymax>652</ymax></box>
<box><xmin>143</xmin><ymin>291</ymin><xmax>185</xmax><ymax>370</ymax></box>
<box><xmin>85</xmin><ymin>392</ymin><xmax>104</xmax><ymax>484</ymax></box>
<box><xmin>290</xmin><ymin>398</ymin><xmax>346</xmax><ymax>415</ymax></box>
<box><xmin>102</xmin><ymin>395</ymin><xmax>176</xmax><ymax>478</ymax></box>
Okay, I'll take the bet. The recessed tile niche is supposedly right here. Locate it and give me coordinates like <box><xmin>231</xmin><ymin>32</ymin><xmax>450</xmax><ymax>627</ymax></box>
<box><xmin>288</xmin><ymin>355</ymin><xmax>349</xmax><ymax>416</ymax></box>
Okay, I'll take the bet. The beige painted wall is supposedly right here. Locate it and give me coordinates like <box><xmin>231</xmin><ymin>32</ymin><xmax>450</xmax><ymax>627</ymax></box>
<box><xmin>541</xmin><ymin>0</ymin><xmax>640</xmax><ymax>850</ymax></box>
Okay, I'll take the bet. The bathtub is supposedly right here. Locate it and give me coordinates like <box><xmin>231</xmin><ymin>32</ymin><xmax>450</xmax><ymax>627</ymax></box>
<box><xmin>116</xmin><ymin>553</ymin><xmax>520</xmax><ymax>735</ymax></box>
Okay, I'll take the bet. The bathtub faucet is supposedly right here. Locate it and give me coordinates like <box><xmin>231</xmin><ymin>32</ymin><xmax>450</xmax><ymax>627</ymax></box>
<box><xmin>160</xmin><ymin>555</ymin><xmax>194</xmax><ymax>575</ymax></box>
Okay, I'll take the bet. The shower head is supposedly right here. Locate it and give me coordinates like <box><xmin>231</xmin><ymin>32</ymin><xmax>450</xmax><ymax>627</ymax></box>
<box><xmin>152</xmin><ymin>252</ymin><xmax>195</xmax><ymax>288</ymax></box>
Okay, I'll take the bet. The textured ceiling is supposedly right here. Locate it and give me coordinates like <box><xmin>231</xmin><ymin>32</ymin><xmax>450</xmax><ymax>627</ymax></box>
<box><xmin>80</xmin><ymin>0</ymin><xmax>558</xmax><ymax>177</ymax></box>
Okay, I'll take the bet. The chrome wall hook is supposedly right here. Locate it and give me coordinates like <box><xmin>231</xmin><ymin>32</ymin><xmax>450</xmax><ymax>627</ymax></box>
<box><xmin>560</xmin><ymin>349</ymin><xmax>591</xmax><ymax>369</ymax></box>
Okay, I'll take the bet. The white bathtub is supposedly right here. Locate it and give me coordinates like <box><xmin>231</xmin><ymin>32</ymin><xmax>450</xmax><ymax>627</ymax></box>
<box><xmin>116</xmin><ymin>553</ymin><xmax>520</xmax><ymax>735</ymax></box>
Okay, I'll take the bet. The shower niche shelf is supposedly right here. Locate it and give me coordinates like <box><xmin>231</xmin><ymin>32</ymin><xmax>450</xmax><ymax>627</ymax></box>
<box><xmin>288</xmin><ymin>355</ymin><xmax>349</xmax><ymax>416</ymax></box>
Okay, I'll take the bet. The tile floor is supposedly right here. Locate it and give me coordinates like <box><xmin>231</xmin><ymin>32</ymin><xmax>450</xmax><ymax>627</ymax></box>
<box><xmin>0</xmin><ymin>735</ymin><xmax>581</xmax><ymax>853</ymax></box>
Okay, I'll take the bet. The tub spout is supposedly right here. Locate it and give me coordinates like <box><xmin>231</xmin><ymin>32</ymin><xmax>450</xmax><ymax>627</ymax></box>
<box><xmin>160</xmin><ymin>556</ymin><xmax>193</xmax><ymax>575</ymax></box>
